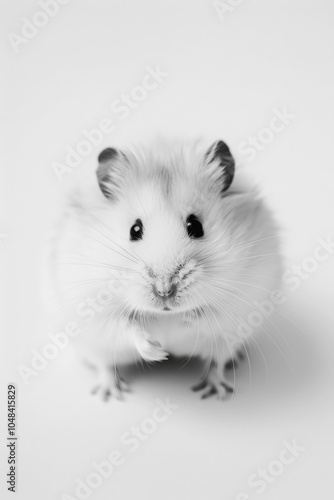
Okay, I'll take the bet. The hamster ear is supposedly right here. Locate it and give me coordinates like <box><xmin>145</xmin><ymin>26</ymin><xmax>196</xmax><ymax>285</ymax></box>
<box><xmin>96</xmin><ymin>147</ymin><xmax>129</xmax><ymax>199</ymax></box>
<box><xmin>205</xmin><ymin>140</ymin><xmax>235</xmax><ymax>192</ymax></box>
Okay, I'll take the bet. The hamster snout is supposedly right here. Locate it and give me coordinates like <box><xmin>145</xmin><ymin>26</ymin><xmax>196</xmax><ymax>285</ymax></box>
<box><xmin>146</xmin><ymin>258</ymin><xmax>198</xmax><ymax>310</ymax></box>
<box><xmin>152</xmin><ymin>282</ymin><xmax>177</xmax><ymax>299</ymax></box>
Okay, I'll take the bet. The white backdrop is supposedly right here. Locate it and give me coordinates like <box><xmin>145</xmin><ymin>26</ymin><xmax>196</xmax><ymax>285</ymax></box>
<box><xmin>1</xmin><ymin>1</ymin><xmax>334</xmax><ymax>499</ymax></box>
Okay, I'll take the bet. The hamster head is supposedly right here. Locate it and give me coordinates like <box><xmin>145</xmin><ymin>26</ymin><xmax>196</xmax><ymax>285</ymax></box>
<box><xmin>90</xmin><ymin>140</ymin><xmax>278</xmax><ymax>317</ymax></box>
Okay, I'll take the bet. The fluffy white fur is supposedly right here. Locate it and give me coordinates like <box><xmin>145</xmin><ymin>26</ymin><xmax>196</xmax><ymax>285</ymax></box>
<box><xmin>44</xmin><ymin>141</ymin><xmax>281</xmax><ymax>400</ymax></box>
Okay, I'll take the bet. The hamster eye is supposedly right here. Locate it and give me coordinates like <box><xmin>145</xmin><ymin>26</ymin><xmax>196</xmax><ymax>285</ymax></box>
<box><xmin>186</xmin><ymin>214</ymin><xmax>204</xmax><ymax>239</ymax></box>
<box><xmin>130</xmin><ymin>219</ymin><xmax>144</xmax><ymax>241</ymax></box>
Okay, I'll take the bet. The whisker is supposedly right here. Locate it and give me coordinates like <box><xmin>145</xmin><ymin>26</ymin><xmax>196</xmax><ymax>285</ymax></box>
<box><xmin>200</xmin><ymin>282</ymin><xmax>294</xmax><ymax>373</ymax></box>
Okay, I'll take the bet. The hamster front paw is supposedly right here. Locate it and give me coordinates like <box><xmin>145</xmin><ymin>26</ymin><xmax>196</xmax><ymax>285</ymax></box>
<box><xmin>91</xmin><ymin>367</ymin><xmax>130</xmax><ymax>402</ymax></box>
<box><xmin>133</xmin><ymin>330</ymin><xmax>169</xmax><ymax>363</ymax></box>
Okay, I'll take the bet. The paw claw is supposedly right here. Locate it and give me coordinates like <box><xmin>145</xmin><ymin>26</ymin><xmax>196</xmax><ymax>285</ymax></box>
<box><xmin>192</xmin><ymin>380</ymin><xmax>207</xmax><ymax>392</ymax></box>
<box><xmin>201</xmin><ymin>387</ymin><xmax>216</xmax><ymax>399</ymax></box>
<box><xmin>193</xmin><ymin>368</ymin><xmax>235</xmax><ymax>401</ymax></box>
<box><xmin>221</xmin><ymin>381</ymin><xmax>234</xmax><ymax>394</ymax></box>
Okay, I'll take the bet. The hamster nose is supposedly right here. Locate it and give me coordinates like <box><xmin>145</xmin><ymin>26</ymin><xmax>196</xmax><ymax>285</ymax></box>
<box><xmin>153</xmin><ymin>283</ymin><xmax>178</xmax><ymax>299</ymax></box>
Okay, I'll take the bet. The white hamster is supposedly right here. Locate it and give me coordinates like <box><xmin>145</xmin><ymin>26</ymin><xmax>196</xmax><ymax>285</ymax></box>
<box><xmin>45</xmin><ymin>140</ymin><xmax>281</xmax><ymax>400</ymax></box>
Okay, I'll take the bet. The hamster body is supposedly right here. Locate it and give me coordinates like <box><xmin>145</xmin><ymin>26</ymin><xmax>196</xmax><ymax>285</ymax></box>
<box><xmin>46</xmin><ymin>140</ymin><xmax>281</xmax><ymax>400</ymax></box>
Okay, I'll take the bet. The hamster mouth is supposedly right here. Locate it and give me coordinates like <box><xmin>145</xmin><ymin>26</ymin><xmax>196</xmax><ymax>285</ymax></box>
<box><xmin>159</xmin><ymin>304</ymin><xmax>204</xmax><ymax>317</ymax></box>
<box><xmin>129</xmin><ymin>302</ymin><xmax>203</xmax><ymax>319</ymax></box>
<box><xmin>145</xmin><ymin>296</ymin><xmax>181</xmax><ymax>313</ymax></box>
<box><xmin>155</xmin><ymin>297</ymin><xmax>202</xmax><ymax>315</ymax></box>
<box><xmin>152</xmin><ymin>288</ymin><xmax>199</xmax><ymax>314</ymax></box>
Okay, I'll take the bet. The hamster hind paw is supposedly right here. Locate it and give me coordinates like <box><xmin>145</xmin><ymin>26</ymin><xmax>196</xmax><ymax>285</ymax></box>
<box><xmin>192</xmin><ymin>363</ymin><xmax>234</xmax><ymax>401</ymax></box>
<box><xmin>192</xmin><ymin>377</ymin><xmax>234</xmax><ymax>400</ymax></box>
<box><xmin>91</xmin><ymin>368</ymin><xmax>130</xmax><ymax>402</ymax></box>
